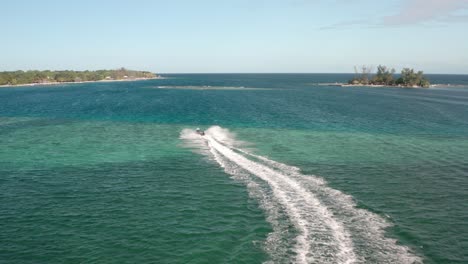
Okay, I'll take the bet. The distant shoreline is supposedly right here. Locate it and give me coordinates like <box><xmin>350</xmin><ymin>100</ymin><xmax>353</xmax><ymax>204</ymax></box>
<box><xmin>0</xmin><ymin>68</ymin><xmax>160</xmax><ymax>88</ymax></box>
<box><xmin>0</xmin><ymin>76</ymin><xmax>163</xmax><ymax>88</ymax></box>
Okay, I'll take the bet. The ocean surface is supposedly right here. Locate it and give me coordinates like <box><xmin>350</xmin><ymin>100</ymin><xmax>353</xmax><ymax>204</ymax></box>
<box><xmin>1</xmin><ymin>74</ymin><xmax>468</xmax><ymax>263</ymax></box>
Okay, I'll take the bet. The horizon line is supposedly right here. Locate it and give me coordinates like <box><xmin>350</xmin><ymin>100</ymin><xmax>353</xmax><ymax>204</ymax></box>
<box><xmin>1</xmin><ymin>70</ymin><xmax>467</xmax><ymax>75</ymax></box>
<box><xmin>157</xmin><ymin>72</ymin><xmax>468</xmax><ymax>75</ymax></box>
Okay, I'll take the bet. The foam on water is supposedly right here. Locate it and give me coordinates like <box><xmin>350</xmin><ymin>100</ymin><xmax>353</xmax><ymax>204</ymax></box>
<box><xmin>180</xmin><ymin>126</ymin><xmax>422</xmax><ymax>263</ymax></box>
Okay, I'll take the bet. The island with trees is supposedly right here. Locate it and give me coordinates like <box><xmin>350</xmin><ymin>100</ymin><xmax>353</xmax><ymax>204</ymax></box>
<box><xmin>0</xmin><ymin>68</ymin><xmax>159</xmax><ymax>86</ymax></box>
<box><xmin>347</xmin><ymin>65</ymin><xmax>430</xmax><ymax>88</ymax></box>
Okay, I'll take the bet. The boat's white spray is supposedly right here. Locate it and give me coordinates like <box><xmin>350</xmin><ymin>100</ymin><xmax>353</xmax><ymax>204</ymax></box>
<box><xmin>180</xmin><ymin>126</ymin><xmax>422</xmax><ymax>264</ymax></box>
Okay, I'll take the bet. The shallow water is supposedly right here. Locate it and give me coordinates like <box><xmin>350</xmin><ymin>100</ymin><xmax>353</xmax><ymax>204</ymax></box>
<box><xmin>1</xmin><ymin>74</ymin><xmax>468</xmax><ymax>263</ymax></box>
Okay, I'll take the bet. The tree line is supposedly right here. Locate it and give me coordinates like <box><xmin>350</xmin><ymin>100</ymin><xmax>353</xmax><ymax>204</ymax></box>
<box><xmin>349</xmin><ymin>65</ymin><xmax>430</xmax><ymax>88</ymax></box>
<box><xmin>0</xmin><ymin>68</ymin><xmax>156</xmax><ymax>85</ymax></box>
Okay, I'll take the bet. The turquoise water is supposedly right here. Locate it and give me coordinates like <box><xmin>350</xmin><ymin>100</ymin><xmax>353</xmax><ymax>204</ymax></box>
<box><xmin>1</xmin><ymin>74</ymin><xmax>468</xmax><ymax>263</ymax></box>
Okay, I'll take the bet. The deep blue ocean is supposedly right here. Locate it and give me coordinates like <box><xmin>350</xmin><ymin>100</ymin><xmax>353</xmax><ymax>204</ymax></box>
<box><xmin>1</xmin><ymin>74</ymin><xmax>468</xmax><ymax>263</ymax></box>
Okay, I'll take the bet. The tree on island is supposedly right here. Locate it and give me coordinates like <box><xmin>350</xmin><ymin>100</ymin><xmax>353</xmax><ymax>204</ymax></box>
<box><xmin>350</xmin><ymin>65</ymin><xmax>374</xmax><ymax>85</ymax></box>
<box><xmin>348</xmin><ymin>65</ymin><xmax>430</xmax><ymax>88</ymax></box>
<box><xmin>373</xmin><ymin>65</ymin><xmax>396</xmax><ymax>85</ymax></box>
<box><xmin>396</xmin><ymin>68</ymin><xmax>430</xmax><ymax>88</ymax></box>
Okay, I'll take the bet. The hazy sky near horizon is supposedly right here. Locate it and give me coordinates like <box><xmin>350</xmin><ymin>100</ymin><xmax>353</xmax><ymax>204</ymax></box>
<box><xmin>2</xmin><ymin>0</ymin><xmax>468</xmax><ymax>73</ymax></box>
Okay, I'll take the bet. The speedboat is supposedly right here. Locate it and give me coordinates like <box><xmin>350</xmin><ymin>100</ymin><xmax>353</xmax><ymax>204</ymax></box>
<box><xmin>196</xmin><ymin>128</ymin><xmax>205</xmax><ymax>136</ymax></box>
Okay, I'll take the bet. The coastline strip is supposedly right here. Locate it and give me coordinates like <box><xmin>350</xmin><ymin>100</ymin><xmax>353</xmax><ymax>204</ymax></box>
<box><xmin>0</xmin><ymin>77</ymin><xmax>163</xmax><ymax>88</ymax></box>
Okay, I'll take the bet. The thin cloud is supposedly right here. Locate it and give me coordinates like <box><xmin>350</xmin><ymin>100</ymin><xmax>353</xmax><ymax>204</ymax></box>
<box><xmin>319</xmin><ymin>19</ymin><xmax>370</xmax><ymax>30</ymax></box>
<box><xmin>440</xmin><ymin>14</ymin><xmax>468</xmax><ymax>23</ymax></box>
<box><xmin>384</xmin><ymin>0</ymin><xmax>468</xmax><ymax>25</ymax></box>
<box><xmin>320</xmin><ymin>0</ymin><xmax>468</xmax><ymax>29</ymax></box>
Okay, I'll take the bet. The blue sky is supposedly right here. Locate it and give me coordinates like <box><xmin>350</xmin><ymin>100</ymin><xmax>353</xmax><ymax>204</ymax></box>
<box><xmin>1</xmin><ymin>0</ymin><xmax>468</xmax><ymax>73</ymax></box>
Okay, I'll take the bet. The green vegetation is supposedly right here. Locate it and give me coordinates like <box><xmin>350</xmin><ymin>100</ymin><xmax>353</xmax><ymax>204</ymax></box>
<box><xmin>348</xmin><ymin>65</ymin><xmax>430</xmax><ymax>88</ymax></box>
<box><xmin>373</xmin><ymin>65</ymin><xmax>396</xmax><ymax>86</ymax></box>
<box><xmin>395</xmin><ymin>68</ymin><xmax>431</xmax><ymax>87</ymax></box>
<box><xmin>0</xmin><ymin>68</ymin><xmax>157</xmax><ymax>86</ymax></box>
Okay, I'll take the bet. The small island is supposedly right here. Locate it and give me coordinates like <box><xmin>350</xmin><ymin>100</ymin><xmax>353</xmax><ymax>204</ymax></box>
<box><xmin>0</xmin><ymin>68</ymin><xmax>158</xmax><ymax>87</ymax></box>
<box><xmin>347</xmin><ymin>65</ymin><xmax>430</xmax><ymax>88</ymax></box>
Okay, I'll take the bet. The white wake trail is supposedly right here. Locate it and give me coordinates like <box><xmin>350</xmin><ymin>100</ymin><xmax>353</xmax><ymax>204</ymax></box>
<box><xmin>180</xmin><ymin>126</ymin><xmax>422</xmax><ymax>264</ymax></box>
<box><xmin>205</xmin><ymin>127</ymin><xmax>356</xmax><ymax>264</ymax></box>
<box><xmin>231</xmin><ymin>147</ymin><xmax>422</xmax><ymax>263</ymax></box>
